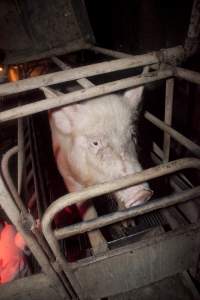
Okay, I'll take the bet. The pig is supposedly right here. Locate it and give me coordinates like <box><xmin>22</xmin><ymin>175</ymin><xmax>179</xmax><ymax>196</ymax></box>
<box><xmin>49</xmin><ymin>86</ymin><xmax>153</xmax><ymax>251</ymax></box>
<box><xmin>0</xmin><ymin>223</ymin><xmax>29</xmax><ymax>284</ymax></box>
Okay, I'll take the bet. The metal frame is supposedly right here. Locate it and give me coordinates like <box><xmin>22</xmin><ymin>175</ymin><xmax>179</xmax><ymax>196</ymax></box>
<box><xmin>0</xmin><ymin>43</ymin><xmax>200</xmax><ymax>298</ymax></box>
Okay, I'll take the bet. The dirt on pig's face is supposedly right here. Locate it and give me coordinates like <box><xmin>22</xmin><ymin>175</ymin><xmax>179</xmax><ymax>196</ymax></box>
<box><xmin>49</xmin><ymin>87</ymin><xmax>153</xmax><ymax>208</ymax></box>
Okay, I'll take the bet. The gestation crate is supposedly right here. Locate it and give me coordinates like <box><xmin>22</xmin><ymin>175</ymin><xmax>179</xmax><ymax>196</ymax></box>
<box><xmin>0</xmin><ymin>45</ymin><xmax>200</xmax><ymax>300</ymax></box>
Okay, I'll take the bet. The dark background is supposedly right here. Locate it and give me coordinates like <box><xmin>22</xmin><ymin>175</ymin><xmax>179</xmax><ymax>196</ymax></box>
<box><xmin>85</xmin><ymin>0</ymin><xmax>192</xmax><ymax>54</ymax></box>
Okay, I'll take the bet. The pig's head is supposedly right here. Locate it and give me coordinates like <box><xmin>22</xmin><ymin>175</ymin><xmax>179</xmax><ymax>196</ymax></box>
<box><xmin>49</xmin><ymin>86</ymin><xmax>153</xmax><ymax>208</ymax></box>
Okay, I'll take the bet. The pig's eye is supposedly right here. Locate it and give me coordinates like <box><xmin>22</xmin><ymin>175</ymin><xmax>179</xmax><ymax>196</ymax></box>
<box><xmin>89</xmin><ymin>139</ymin><xmax>102</xmax><ymax>152</ymax></box>
<box><xmin>88</xmin><ymin>137</ymin><xmax>103</xmax><ymax>151</ymax></box>
<box><xmin>92</xmin><ymin>141</ymin><xmax>99</xmax><ymax>146</ymax></box>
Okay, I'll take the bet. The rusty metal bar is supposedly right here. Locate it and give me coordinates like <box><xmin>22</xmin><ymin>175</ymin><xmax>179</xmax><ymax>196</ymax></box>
<box><xmin>55</xmin><ymin>186</ymin><xmax>200</xmax><ymax>240</ymax></box>
<box><xmin>163</xmin><ymin>78</ymin><xmax>174</xmax><ymax>162</ymax></box>
<box><xmin>175</xmin><ymin>67</ymin><xmax>200</xmax><ymax>85</ymax></box>
<box><xmin>0</xmin><ymin>69</ymin><xmax>173</xmax><ymax>123</ymax></box>
<box><xmin>145</xmin><ymin>111</ymin><xmax>200</xmax><ymax>157</ymax></box>
<box><xmin>42</xmin><ymin>158</ymin><xmax>200</xmax><ymax>268</ymax></box>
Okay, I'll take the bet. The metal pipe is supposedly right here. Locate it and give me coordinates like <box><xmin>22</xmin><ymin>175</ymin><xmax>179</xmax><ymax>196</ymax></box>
<box><xmin>0</xmin><ymin>55</ymin><xmax>159</xmax><ymax>96</ymax></box>
<box><xmin>42</xmin><ymin>158</ymin><xmax>200</xmax><ymax>268</ymax></box>
<box><xmin>0</xmin><ymin>174</ymin><xmax>71</xmax><ymax>299</ymax></box>
<box><xmin>1</xmin><ymin>146</ymin><xmax>60</xmax><ymax>262</ymax></box>
<box><xmin>92</xmin><ymin>45</ymin><xmax>185</xmax><ymax>66</ymax></box>
<box><xmin>163</xmin><ymin>78</ymin><xmax>174</xmax><ymax>162</ymax></box>
<box><xmin>17</xmin><ymin>118</ymin><xmax>24</xmax><ymax>194</ymax></box>
<box><xmin>145</xmin><ymin>111</ymin><xmax>200</xmax><ymax>158</ymax></box>
<box><xmin>0</xmin><ymin>69</ymin><xmax>173</xmax><ymax>123</ymax></box>
<box><xmin>55</xmin><ymin>186</ymin><xmax>200</xmax><ymax>240</ymax></box>
<box><xmin>175</xmin><ymin>67</ymin><xmax>200</xmax><ymax>85</ymax></box>
<box><xmin>184</xmin><ymin>0</ymin><xmax>200</xmax><ymax>57</ymax></box>
<box><xmin>51</xmin><ymin>56</ymin><xmax>94</xmax><ymax>88</ymax></box>
<box><xmin>1</xmin><ymin>146</ymin><xmax>28</xmax><ymax>215</ymax></box>
<box><xmin>92</xmin><ymin>46</ymin><xmax>133</xmax><ymax>58</ymax></box>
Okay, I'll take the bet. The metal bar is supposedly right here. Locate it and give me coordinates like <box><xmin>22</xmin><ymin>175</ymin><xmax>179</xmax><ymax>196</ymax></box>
<box><xmin>51</xmin><ymin>56</ymin><xmax>94</xmax><ymax>88</ymax></box>
<box><xmin>41</xmin><ymin>72</ymin><xmax>108</xmax><ymax>254</ymax></box>
<box><xmin>41</xmin><ymin>158</ymin><xmax>200</xmax><ymax>268</ymax></box>
<box><xmin>1</xmin><ymin>146</ymin><xmax>28</xmax><ymax>215</ymax></box>
<box><xmin>184</xmin><ymin>0</ymin><xmax>200</xmax><ymax>57</ymax></box>
<box><xmin>92</xmin><ymin>45</ymin><xmax>185</xmax><ymax>66</ymax></box>
<box><xmin>1</xmin><ymin>145</ymin><xmax>60</xmax><ymax>262</ymax></box>
<box><xmin>145</xmin><ymin>111</ymin><xmax>200</xmax><ymax>157</ymax></box>
<box><xmin>92</xmin><ymin>46</ymin><xmax>133</xmax><ymax>58</ymax></box>
<box><xmin>17</xmin><ymin>118</ymin><xmax>24</xmax><ymax>194</ymax></box>
<box><xmin>0</xmin><ymin>174</ymin><xmax>71</xmax><ymax>299</ymax></box>
<box><xmin>163</xmin><ymin>78</ymin><xmax>174</xmax><ymax>162</ymax></box>
<box><xmin>55</xmin><ymin>186</ymin><xmax>200</xmax><ymax>240</ymax></box>
<box><xmin>0</xmin><ymin>55</ymin><xmax>159</xmax><ymax>96</ymax></box>
<box><xmin>0</xmin><ymin>69</ymin><xmax>173</xmax><ymax>123</ymax></box>
<box><xmin>175</xmin><ymin>67</ymin><xmax>200</xmax><ymax>85</ymax></box>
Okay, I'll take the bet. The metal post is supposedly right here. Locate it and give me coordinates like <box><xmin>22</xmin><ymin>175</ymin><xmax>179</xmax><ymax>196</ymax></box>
<box><xmin>163</xmin><ymin>79</ymin><xmax>174</xmax><ymax>162</ymax></box>
<box><xmin>184</xmin><ymin>0</ymin><xmax>200</xmax><ymax>57</ymax></box>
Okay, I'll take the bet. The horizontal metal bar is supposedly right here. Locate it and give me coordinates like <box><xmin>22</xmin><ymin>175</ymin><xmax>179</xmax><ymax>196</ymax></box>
<box><xmin>51</xmin><ymin>56</ymin><xmax>94</xmax><ymax>88</ymax></box>
<box><xmin>92</xmin><ymin>45</ymin><xmax>185</xmax><ymax>65</ymax></box>
<box><xmin>175</xmin><ymin>67</ymin><xmax>200</xmax><ymax>85</ymax></box>
<box><xmin>54</xmin><ymin>186</ymin><xmax>200</xmax><ymax>240</ymax></box>
<box><xmin>0</xmin><ymin>54</ymin><xmax>159</xmax><ymax>97</ymax></box>
<box><xmin>41</xmin><ymin>158</ymin><xmax>200</xmax><ymax>268</ymax></box>
<box><xmin>0</xmin><ymin>69</ymin><xmax>173</xmax><ymax>123</ymax></box>
<box><xmin>92</xmin><ymin>46</ymin><xmax>133</xmax><ymax>58</ymax></box>
<box><xmin>145</xmin><ymin>111</ymin><xmax>200</xmax><ymax>157</ymax></box>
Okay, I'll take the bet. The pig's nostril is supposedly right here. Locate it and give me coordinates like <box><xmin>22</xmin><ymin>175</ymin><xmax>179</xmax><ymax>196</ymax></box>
<box><xmin>125</xmin><ymin>189</ymin><xmax>153</xmax><ymax>208</ymax></box>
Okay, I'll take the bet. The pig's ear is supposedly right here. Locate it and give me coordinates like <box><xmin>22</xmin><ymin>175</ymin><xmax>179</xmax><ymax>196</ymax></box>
<box><xmin>50</xmin><ymin>105</ymin><xmax>80</xmax><ymax>135</ymax></box>
<box><xmin>123</xmin><ymin>86</ymin><xmax>144</xmax><ymax>109</ymax></box>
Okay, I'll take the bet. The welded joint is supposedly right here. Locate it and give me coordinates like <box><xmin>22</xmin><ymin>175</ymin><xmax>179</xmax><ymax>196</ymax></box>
<box><xmin>17</xmin><ymin>210</ymin><xmax>36</xmax><ymax>233</ymax></box>
<box><xmin>51</xmin><ymin>259</ymin><xmax>64</xmax><ymax>274</ymax></box>
<box><xmin>156</xmin><ymin>46</ymin><xmax>185</xmax><ymax>66</ymax></box>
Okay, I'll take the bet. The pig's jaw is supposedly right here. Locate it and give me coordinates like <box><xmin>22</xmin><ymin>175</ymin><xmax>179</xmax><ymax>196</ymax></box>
<box><xmin>115</xmin><ymin>184</ymin><xmax>153</xmax><ymax>208</ymax></box>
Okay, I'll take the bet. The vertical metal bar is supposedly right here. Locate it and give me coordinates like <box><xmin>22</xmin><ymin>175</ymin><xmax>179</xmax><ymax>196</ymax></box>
<box><xmin>163</xmin><ymin>78</ymin><xmax>174</xmax><ymax>162</ymax></box>
<box><xmin>17</xmin><ymin>118</ymin><xmax>24</xmax><ymax>194</ymax></box>
<box><xmin>185</xmin><ymin>0</ymin><xmax>200</xmax><ymax>57</ymax></box>
<box><xmin>0</xmin><ymin>174</ymin><xmax>69</xmax><ymax>299</ymax></box>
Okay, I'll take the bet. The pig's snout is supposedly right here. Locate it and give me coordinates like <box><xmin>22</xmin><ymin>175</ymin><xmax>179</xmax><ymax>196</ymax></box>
<box><xmin>115</xmin><ymin>184</ymin><xmax>153</xmax><ymax>208</ymax></box>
